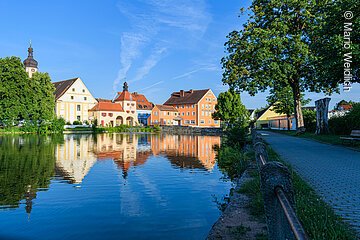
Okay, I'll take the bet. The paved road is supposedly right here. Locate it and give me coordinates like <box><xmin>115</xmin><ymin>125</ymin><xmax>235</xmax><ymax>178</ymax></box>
<box><xmin>259</xmin><ymin>131</ymin><xmax>360</xmax><ymax>235</ymax></box>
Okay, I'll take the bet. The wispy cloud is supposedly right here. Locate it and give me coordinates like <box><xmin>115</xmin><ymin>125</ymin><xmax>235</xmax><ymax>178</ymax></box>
<box><xmin>130</xmin><ymin>47</ymin><xmax>167</xmax><ymax>83</ymax></box>
<box><xmin>113</xmin><ymin>33</ymin><xmax>148</xmax><ymax>92</ymax></box>
<box><xmin>113</xmin><ymin>0</ymin><xmax>211</xmax><ymax>92</ymax></box>
<box><xmin>171</xmin><ymin>64</ymin><xmax>220</xmax><ymax>80</ymax></box>
<box><xmin>136</xmin><ymin>80</ymin><xmax>164</xmax><ymax>92</ymax></box>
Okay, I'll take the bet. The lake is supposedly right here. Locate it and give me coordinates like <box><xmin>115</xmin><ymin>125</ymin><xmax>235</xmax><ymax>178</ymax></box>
<box><xmin>0</xmin><ymin>133</ymin><xmax>231</xmax><ymax>240</ymax></box>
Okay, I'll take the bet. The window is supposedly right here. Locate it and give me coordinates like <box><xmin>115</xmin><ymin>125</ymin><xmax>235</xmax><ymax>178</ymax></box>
<box><xmin>202</xmin><ymin>111</ymin><xmax>204</xmax><ymax>116</ymax></box>
<box><xmin>82</xmin><ymin>89</ymin><xmax>85</xmax><ymax>93</ymax></box>
<box><xmin>191</xmin><ymin>120</ymin><xmax>195</xmax><ymax>124</ymax></box>
<box><xmin>182</xmin><ymin>105</ymin><xmax>184</xmax><ymax>108</ymax></box>
<box><xmin>214</xmin><ymin>120</ymin><xmax>219</xmax><ymax>124</ymax></box>
<box><xmin>184</xmin><ymin>120</ymin><xmax>190</xmax><ymax>124</ymax></box>
<box><xmin>109</xmin><ymin>113</ymin><xmax>113</xmax><ymax>117</ymax></box>
<box><xmin>167</xmin><ymin>112</ymin><xmax>170</xmax><ymax>115</ymax></box>
<box><xmin>72</xmin><ymin>88</ymin><xmax>75</xmax><ymax>92</ymax></box>
<box><xmin>131</xmin><ymin>103</ymin><xmax>135</xmax><ymax>106</ymax></box>
<box><xmin>213</xmin><ymin>98</ymin><xmax>216</xmax><ymax>102</ymax></box>
<box><xmin>102</xmin><ymin>113</ymin><xmax>106</xmax><ymax>117</ymax></box>
<box><xmin>205</xmin><ymin>111</ymin><xmax>208</xmax><ymax>116</ymax></box>
<box><xmin>201</xmin><ymin>104</ymin><xmax>204</xmax><ymax>109</ymax></box>
<box><xmin>192</xmin><ymin>111</ymin><xmax>195</xmax><ymax>116</ymax></box>
<box><xmin>200</xmin><ymin>119</ymin><xmax>205</xmax><ymax>124</ymax></box>
<box><xmin>164</xmin><ymin>112</ymin><xmax>167</xmax><ymax>116</ymax></box>
<box><xmin>77</xmin><ymin>116</ymin><xmax>81</xmax><ymax>121</ymax></box>
<box><xmin>127</xmin><ymin>103</ymin><xmax>130</xmax><ymax>106</ymax></box>
<box><xmin>71</xmin><ymin>96</ymin><xmax>74</xmax><ymax>100</ymax></box>
<box><xmin>154</xmin><ymin>111</ymin><xmax>158</xmax><ymax>116</ymax></box>
<box><xmin>208</xmin><ymin>120</ymin><xmax>211</xmax><ymax>124</ymax></box>
<box><xmin>187</xmin><ymin>112</ymin><xmax>190</xmax><ymax>116</ymax></box>
<box><xmin>84</xmin><ymin>97</ymin><xmax>87</xmax><ymax>101</ymax></box>
<box><xmin>192</xmin><ymin>104</ymin><xmax>195</xmax><ymax>108</ymax></box>
<box><xmin>77</xmin><ymin>105</ymin><xmax>81</xmax><ymax>111</ymax></box>
<box><xmin>131</xmin><ymin>111</ymin><xmax>135</xmax><ymax>114</ymax></box>
<box><xmin>182</xmin><ymin>112</ymin><xmax>185</xmax><ymax>116</ymax></box>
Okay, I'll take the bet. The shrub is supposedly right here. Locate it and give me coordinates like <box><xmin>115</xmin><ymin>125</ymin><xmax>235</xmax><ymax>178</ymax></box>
<box><xmin>329</xmin><ymin>102</ymin><xmax>360</xmax><ymax>135</ymax></box>
<box><xmin>224</xmin><ymin>124</ymin><xmax>248</xmax><ymax>148</ymax></box>
<box><xmin>303</xmin><ymin>109</ymin><xmax>316</xmax><ymax>133</ymax></box>
<box><xmin>216</xmin><ymin>145</ymin><xmax>250</xmax><ymax>180</ymax></box>
<box><xmin>72</xmin><ymin>120</ymin><xmax>82</xmax><ymax>125</ymax></box>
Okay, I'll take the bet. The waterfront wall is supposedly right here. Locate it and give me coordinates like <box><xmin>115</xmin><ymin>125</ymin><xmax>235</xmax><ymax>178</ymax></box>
<box><xmin>160</xmin><ymin>126</ymin><xmax>223</xmax><ymax>136</ymax></box>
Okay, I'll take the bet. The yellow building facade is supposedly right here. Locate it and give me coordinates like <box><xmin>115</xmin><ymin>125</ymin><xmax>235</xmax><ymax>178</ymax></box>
<box><xmin>53</xmin><ymin>77</ymin><xmax>97</xmax><ymax>124</ymax></box>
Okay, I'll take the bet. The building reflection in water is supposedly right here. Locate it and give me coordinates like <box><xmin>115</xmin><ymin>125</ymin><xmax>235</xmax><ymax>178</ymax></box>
<box><xmin>55</xmin><ymin>133</ymin><xmax>221</xmax><ymax>183</ymax></box>
<box><xmin>55</xmin><ymin>135</ymin><xmax>97</xmax><ymax>183</ymax></box>
<box><xmin>93</xmin><ymin>134</ymin><xmax>151</xmax><ymax>179</ymax></box>
<box><xmin>150</xmin><ymin>134</ymin><xmax>220</xmax><ymax>170</ymax></box>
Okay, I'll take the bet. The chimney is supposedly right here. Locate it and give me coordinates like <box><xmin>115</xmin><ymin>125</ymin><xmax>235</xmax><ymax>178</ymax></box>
<box><xmin>189</xmin><ymin>89</ymin><xmax>193</xmax><ymax>93</ymax></box>
<box><xmin>180</xmin><ymin>90</ymin><xmax>185</xmax><ymax>97</ymax></box>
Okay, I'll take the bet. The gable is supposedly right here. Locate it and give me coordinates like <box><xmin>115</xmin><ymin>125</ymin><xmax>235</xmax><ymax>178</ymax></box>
<box><xmin>57</xmin><ymin>78</ymin><xmax>96</xmax><ymax>103</ymax></box>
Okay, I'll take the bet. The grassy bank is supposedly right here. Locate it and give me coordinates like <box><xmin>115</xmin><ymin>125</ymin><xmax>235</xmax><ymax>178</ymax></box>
<box><xmin>267</xmin><ymin>146</ymin><xmax>357</xmax><ymax>240</ymax></box>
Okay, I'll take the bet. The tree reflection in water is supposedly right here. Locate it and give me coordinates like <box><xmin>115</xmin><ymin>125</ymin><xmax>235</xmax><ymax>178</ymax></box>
<box><xmin>0</xmin><ymin>135</ymin><xmax>62</xmax><ymax>214</ymax></box>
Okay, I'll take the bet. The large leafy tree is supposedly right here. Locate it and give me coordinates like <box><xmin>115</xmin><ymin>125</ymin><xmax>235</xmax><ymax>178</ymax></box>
<box><xmin>267</xmin><ymin>85</ymin><xmax>310</xmax><ymax>130</ymax></box>
<box><xmin>212</xmin><ymin>89</ymin><xmax>249</xmax><ymax>127</ymax></box>
<box><xmin>0</xmin><ymin>57</ymin><xmax>56</xmax><ymax>125</ymax></box>
<box><xmin>221</xmin><ymin>0</ymin><xmax>357</xmax><ymax>133</ymax></box>
<box><xmin>310</xmin><ymin>0</ymin><xmax>360</xmax><ymax>87</ymax></box>
<box><xmin>0</xmin><ymin>57</ymin><xmax>29</xmax><ymax>124</ymax></box>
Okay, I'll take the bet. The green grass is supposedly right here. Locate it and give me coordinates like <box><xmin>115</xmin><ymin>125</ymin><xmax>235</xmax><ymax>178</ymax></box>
<box><xmin>237</xmin><ymin>168</ymin><xmax>265</xmax><ymax>220</ymax></box>
<box><xmin>266</xmin><ymin>147</ymin><xmax>357</xmax><ymax>240</ymax></box>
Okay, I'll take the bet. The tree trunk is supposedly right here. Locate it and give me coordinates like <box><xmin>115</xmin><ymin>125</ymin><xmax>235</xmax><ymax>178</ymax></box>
<box><xmin>315</xmin><ymin>98</ymin><xmax>331</xmax><ymax>135</ymax></box>
<box><xmin>292</xmin><ymin>85</ymin><xmax>305</xmax><ymax>134</ymax></box>
<box><xmin>286</xmin><ymin>114</ymin><xmax>290</xmax><ymax>130</ymax></box>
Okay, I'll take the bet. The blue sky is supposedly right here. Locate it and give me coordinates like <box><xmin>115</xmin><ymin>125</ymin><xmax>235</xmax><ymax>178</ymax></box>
<box><xmin>0</xmin><ymin>0</ymin><xmax>358</xmax><ymax>109</ymax></box>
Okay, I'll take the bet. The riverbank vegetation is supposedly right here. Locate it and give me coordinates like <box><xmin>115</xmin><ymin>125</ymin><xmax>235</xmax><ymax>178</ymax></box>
<box><xmin>0</xmin><ymin>57</ymin><xmax>65</xmax><ymax>133</ymax></box>
<box><xmin>94</xmin><ymin>125</ymin><xmax>161</xmax><ymax>133</ymax></box>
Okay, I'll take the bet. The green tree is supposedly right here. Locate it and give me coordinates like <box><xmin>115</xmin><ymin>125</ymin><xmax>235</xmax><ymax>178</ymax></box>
<box><xmin>0</xmin><ymin>57</ymin><xmax>29</xmax><ymax>125</ymax></box>
<box><xmin>212</xmin><ymin>89</ymin><xmax>249</xmax><ymax>127</ymax></box>
<box><xmin>221</xmin><ymin>0</ymin><xmax>347</xmax><ymax>133</ymax></box>
<box><xmin>30</xmin><ymin>72</ymin><xmax>55</xmax><ymax>121</ymax></box>
<box><xmin>310</xmin><ymin>0</ymin><xmax>360</xmax><ymax>88</ymax></box>
<box><xmin>267</xmin><ymin>86</ymin><xmax>310</xmax><ymax>130</ymax></box>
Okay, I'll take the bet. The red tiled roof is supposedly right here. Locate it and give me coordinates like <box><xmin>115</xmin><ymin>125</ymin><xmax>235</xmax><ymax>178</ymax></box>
<box><xmin>89</xmin><ymin>102</ymin><xmax>124</xmax><ymax>112</ymax></box>
<box><xmin>114</xmin><ymin>91</ymin><xmax>154</xmax><ymax>109</ymax></box>
<box><xmin>164</xmin><ymin>89</ymin><xmax>210</xmax><ymax>105</ymax></box>
<box><xmin>132</xmin><ymin>92</ymin><xmax>154</xmax><ymax>110</ymax></box>
<box><xmin>155</xmin><ymin>104</ymin><xmax>178</xmax><ymax>112</ymax></box>
<box><xmin>53</xmin><ymin>78</ymin><xmax>78</xmax><ymax>100</ymax></box>
<box><xmin>115</xmin><ymin>91</ymin><xmax>133</xmax><ymax>101</ymax></box>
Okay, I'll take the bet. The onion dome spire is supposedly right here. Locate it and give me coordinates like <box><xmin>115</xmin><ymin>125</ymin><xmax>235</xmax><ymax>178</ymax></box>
<box><xmin>23</xmin><ymin>40</ymin><xmax>38</xmax><ymax>68</ymax></box>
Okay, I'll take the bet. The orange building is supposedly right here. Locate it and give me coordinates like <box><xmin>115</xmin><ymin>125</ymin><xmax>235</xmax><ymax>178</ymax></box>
<box><xmin>163</xmin><ymin>89</ymin><xmax>220</xmax><ymax>127</ymax></box>
<box><xmin>148</xmin><ymin>104</ymin><xmax>180</xmax><ymax>126</ymax></box>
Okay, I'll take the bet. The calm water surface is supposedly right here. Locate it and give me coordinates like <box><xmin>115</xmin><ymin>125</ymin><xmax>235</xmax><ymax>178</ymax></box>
<box><xmin>0</xmin><ymin>133</ymin><xmax>231</xmax><ymax>240</ymax></box>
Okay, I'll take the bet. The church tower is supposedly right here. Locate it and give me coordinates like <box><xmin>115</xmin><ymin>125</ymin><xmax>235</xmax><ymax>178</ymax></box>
<box><xmin>23</xmin><ymin>41</ymin><xmax>38</xmax><ymax>78</ymax></box>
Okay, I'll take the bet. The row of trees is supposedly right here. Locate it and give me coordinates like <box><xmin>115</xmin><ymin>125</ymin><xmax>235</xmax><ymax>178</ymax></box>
<box><xmin>0</xmin><ymin>57</ymin><xmax>64</xmax><ymax>132</ymax></box>
<box><xmin>221</xmin><ymin>0</ymin><xmax>359</xmax><ymax>133</ymax></box>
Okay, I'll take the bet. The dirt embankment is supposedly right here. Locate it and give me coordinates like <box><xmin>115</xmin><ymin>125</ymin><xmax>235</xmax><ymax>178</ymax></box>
<box><xmin>207</xmin><ymin>167</ymin><xmax>268</xmax><ymax>240</ymax></box>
